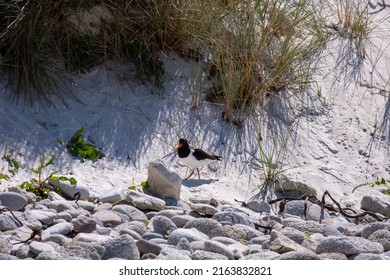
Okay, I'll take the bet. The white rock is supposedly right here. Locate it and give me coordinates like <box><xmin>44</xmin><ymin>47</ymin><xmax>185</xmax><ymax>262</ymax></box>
<box><xmin>147</xmin><ymin>161</ymin><xmax>182</xmax><ymax>200</ymax></box>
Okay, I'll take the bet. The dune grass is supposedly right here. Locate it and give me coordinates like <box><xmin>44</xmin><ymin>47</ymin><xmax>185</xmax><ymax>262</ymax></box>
<box><xmin>334</xmin><ymin>0</ymin><xmax>373</xmax><ymax>59</ymax></box>
<box><xmin>0</xmin><ymin>0</ymin><xmax>352</xmax><ymax>119</ymax></box>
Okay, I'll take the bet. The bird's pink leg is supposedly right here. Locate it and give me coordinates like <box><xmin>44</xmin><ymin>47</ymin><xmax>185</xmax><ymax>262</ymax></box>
<box><xmin>185</xmin><ymin>169</ymin><xmax>195</xmax><ymax>180</ymax></box>
<box><xmin>196</xmin><ymin>168</ymin><xmax>200</xmax><ymax>179</ymax></box>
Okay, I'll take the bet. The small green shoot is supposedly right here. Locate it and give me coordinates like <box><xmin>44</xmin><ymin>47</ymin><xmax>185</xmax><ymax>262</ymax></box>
<box><xmin>0</xmin><ymin>173</ymin><xmax>10</xmax><ymax>180</ymax></box>
<box><xmin>128</xmin><ymin>180</ymin><xmax>148</xmax><ymax>191</ymax></box>
<box><xmin>2</xmin><ymin>141</ymin><xmax>20</xmax><ymax>175</ymax></box>
<box><xmin>20</xmin><ymin>154</ymin><xmax>77</xmax><ymax>197</ymax></box>
<box><xmin>66</xmin><ymin>126</ymin><xmax>105</xmax><ymax>162</ymax></box>
<box><xmin>353</xmin><ymin>177</ymin><xmax>390</xmax><ymax>196</ymax></box>
<box><xmin>304</xmin><ymin>232</ymin><xmax>311</xmax><ymax>240</ymax></box>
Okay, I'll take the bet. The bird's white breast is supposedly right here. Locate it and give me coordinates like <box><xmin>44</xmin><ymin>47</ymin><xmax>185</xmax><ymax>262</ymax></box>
<box><xmin>180</xmin><ymin>149</ymin><xmax>213</xmax><ymax>168</ymax></box>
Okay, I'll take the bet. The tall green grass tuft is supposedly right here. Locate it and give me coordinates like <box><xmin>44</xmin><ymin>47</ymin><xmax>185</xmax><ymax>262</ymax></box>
<box><xmin>205</xmin><ymin>0</ymin><xmax>327</xmax><ymax>123</ymax></box>
<box><xmin>0</xmin><ymin>0</ymin><xmax>327</xmax><ymax>114</ymax></box>
<box><xmin>0</xmin><ymin>1</ymin><xmax>80</xmax><ymax>105</ymax></box>
<box><xmin>334</xmin><ymin>0</ymin><xmax>373</xmax><ymax>58</ymax></box>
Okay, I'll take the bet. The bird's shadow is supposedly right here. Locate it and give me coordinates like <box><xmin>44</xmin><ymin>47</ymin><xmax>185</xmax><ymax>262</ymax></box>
<box><xmin>181</xmin><ymin>179</ymin><xmax>218</xmax><ymax>188</ymax></box>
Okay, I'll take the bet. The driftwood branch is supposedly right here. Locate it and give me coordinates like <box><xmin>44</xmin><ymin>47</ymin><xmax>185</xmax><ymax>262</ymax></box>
<box><xmin>0</xmin><ymin>206</ymin><xmax>23</xmax><ymax>226</ymax></box>
<box><xmin>267</xmin><ymin>190</ymin><xmax>387</xmax><ymax>223</ymax></box>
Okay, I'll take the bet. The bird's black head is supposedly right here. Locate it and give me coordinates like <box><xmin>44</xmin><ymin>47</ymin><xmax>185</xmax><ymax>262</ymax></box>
<box><xmin>175</xmin><ymin>138</ymin><xmax>190</xmax><ymax>156</ymax></box>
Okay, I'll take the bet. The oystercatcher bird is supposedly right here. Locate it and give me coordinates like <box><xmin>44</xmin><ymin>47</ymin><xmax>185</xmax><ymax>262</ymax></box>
<box><xmin>175</xmin><ymin>138</ymin><xmax>222</xmax><ymax>180</ymax></box>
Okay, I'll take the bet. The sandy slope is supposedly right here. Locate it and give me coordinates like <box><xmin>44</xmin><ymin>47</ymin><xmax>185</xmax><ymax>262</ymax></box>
<box><xmin>0</xmin><ymin>3</ymin><xmax>389</xmax><ymax>209</ymax></box>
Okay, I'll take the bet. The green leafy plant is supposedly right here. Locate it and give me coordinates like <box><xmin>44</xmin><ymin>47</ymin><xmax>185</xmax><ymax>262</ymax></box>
<box><xmin>128</xmin><ymin>180</ymin><xmax>149</xmax><ymax>190</ymax></box>
<box><xmin>2</xmin><ymin>141</ymin><xmax>20</xmax><ymax>175</ymax></box>
<box><xmin>20</xmin><ymin>154</ymin><xmax>77</xmax><ymax>197</ymax></box>
<box><xmin>0</xmin><ymin>173</ymin><xmax>10</xmax><ymax>181</ymax></box>
<box><xmin>140</xmin><ymin>181</ymin><xmax>149</xmax><ymax>189</ymax></box>
<box><xmin>353</xmin><ymin>177</ymin><xmax>390</xmax><ymax>196</ymax></box>
<box><xmin>66</xmin><ymin>126</ymin><xmax>105</xmax><ymax>162</ymax></box>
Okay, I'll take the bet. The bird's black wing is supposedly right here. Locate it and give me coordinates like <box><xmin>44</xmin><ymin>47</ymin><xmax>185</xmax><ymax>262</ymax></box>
<box><xmin>193</xmin><ymin>148</ymin><xmax>222</xmax><ymax>161</ymax></box>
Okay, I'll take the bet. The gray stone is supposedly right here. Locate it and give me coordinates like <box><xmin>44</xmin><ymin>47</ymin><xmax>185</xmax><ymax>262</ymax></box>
<box><xmin>147</xmin><ymin>161</ymin><xmax>182</xmax><ymax>200</ymax></box>
<box><xmin>283</xmin><ymin>200</ymin><xmax>330</xmax><ymax>221</ymax></box>
<box><xmin>176</xmin><ymin>237</ymin><xmax>192</xmax><ymax>252</ymax></box>
<box><xmin>120</xmin><ymin>229</ymin><xmax>142</xmax><ymax>240</ymax></box>
<box><xmin>136</xmin><ymin>239</ymin><xmax>163</xmax><ymax>255</ymax></box>
<box><xmin>111</xmin><ymin>204</ymin><xmax>148</xmax><ymax>222</ymax></box>
<box><xmin>0</xmin><ymin>192</ymin><xmax>27</xmax><ymax>211</ymax></box>
<box><xmin>191</xmin><ymin>250</ymin><xmax>229</xmax><ymax>260</ymax></box>
<box><xmin>222</xmin><ymin>225</ymin><xmax>247</xmax><ymax>241</ymax></box>
<box><xmin>213</xmin><ymin>211</ymin><xmax>255</xmax><ymax>227</ymax></box>
<box><xmin>115</xmin><ymin>221</ymin><xmax>147</xmax><ymax>236</ymax></box>
<box><xmin>72</xmin><ymin>215</ymin><xmax>97</xmax><ymax>233</ymax></box>
<box><xmin>149</xmin><ymin>238</ymin><xmax>168</xmax><ymax>245</ymax></box>
<box><xmin>183</xmin><ymin>218</ymin><xmax>223</xmax><ymax>238</ymax></box>
<box><xmin>94</xmin><ymin>202</ymin><xmax>113</xmax><ymax>212</ymax></box>
<box><xmin>316</xmin><ymin>236</ymin><xmax>384</xmax><ymax>256</ymax></box>
<box><xmin>248</xmin><ymin>244</ymin><xmax>265</xmax><ymax>254</ymax></box>
<box><xmin>98</xmin><ymin>187</ymin><xmax>125</xmax><ymax>204</ymax></box>
<box><xmin>368</xmin><ymin>229</ymin><xmax>390</xmax><ymax>251</ymax></box>
<box><xmin>245</xmin><ymin>200</ymin><xmax>271</xmax><ymax>213</ymax></box>
<box><xmin>155</xmin><ymin>209</ymin><xmax>183</xmax><ymax>219</ymax></box>
<box><xmin>125</xmin><ymin>190</ymin><xmax>166</xmax><ymax>211</ymax></box>
<box><xmin>275</xmin><ymin>179</ymin><xmax>317</xmax><ymax>196</ymax></box>
<box><xmin>171</xmin><ymin>215</ymin><xmax>195</xmax><ymax>228</ymax></box>
<box><xmin>361</xmin><ymin>195</ymin><xmax>390</xmax><ymax>218</ymax></box>
<box><xmin>204</xmin><ymin>240</ymin><xmax>234</xmax><ymax>259</ymax></box>
<box><xmin>0</xmin><ymin>253</ymin><xmax>18</xmax><ymax>260</ymax></box>
<box><xmin>282</xmin><ymin>217</ymin><xmax>342</xmax><ymax>237</ymax></box>
<box><xmin>29</xmin><ymin>241</ymin><xmax>56</xmax><ymax>255</ymax></box>
<box><xmin>15</xmin><ymin>244</ymin><xmax>33</xmax><ymax>259</ymax></box>
<box><xmin>74</xmin><ymin>233</ymin><xmax>110</xmax><ymax>243</ymax></box>
<box><xmin>350</xmin><ymin>253</ymin><xmax>384</xmax><ymax>260</ymax></box>
<box><xmin>229</xmin><ymin>242</ymin><xmax>250</xmax><ymax>256</ymax></box>
<box><xmin>156</xmin><ymin>246</ymin><xmax>191</xmax><ymax>260</ymax></box>
<box><xmin>57</xmin><ymin>212</ymin><xmax>73</xmax><ymax>222</ymax></box>
<box><xmin>319</xmin><ymin>252</ymin><xmax>348</xmax><ymax>260</ymax></box>
<box><xmin>361</xmin><ymin>222</ymin><xmax>390</xmax><ymax>239</ymax></box>
<box><xmin>58</xmin><ymin>241</ymin><xmax>106</xmax><ymax>260</ymax></box>
<box><xmin>269</xmin><ymin>230</ymin><xmax>310</xmax><ymax>254</ymax></box>
<box><xmin>95</xmin><ymin>225</ymin><xmax>115</xmax><ymax>235</ymax></box>
<box><xmin>167</xmin><ymin>228</ymin><xmax>210</xmax><ymax>245</ymax></box>
<box><xmin>14</xmin><ymin>212</ymin><xmax>42</xmax><ymax>231</ymax></box>
<box><xmin>42</xmin><ymin>222</ymin><xmax>74</xmax><ymax>238</ymax></box>
<box><xmin>48</xmin><ymin>200</ymin><xmax>76</xmax><ymax>212</ymax></box>
<box><xmin>26</xmin><ymin>210</ymin><xmax>57</xmax><ymax>225</ymax></box>
<box><xmin>93</xmin><ymin>210</ymin><xmax>122</xmax><ymax>226</ymax></box>
<box><xmin>277</xmin><ymin>250</ymin><xmax>320</xmax><ymax>260</ymax></box>
<box><xmin>150</xmin><ymin>215</ymin><xmax>178</xmax><ymax>237</ymax></box>
<box><xmin>101</xmin><ymin>234</ymin><xmax>140</xmax><ymax>260</ymax></box>
<box><xmin>48</xmin><ymin>178</ymin><xmax>90</xmax><ymax>200</ymax></box>
<box><xmin>240</xmin><ymin>251</ymin><xmax>280</xmax><ymax>260</ymax></box>
<box><xmin>143</xmin><ymin>232</ymin><xmax>164</xmax><ymax>240</ymax></box>
<box><xmin>190</xmin><ymin>203</ymin><xmax>218</xmax><ymax>216</ymax></box>
<box><xmin>232</xmin><ymin>224</ymin><xmax>263</xmax><ymax>240</ymax></box>
<box><xmin>77</xmin><ymin>200</ymin><xmax>96</xmax><ymax>212</ymax></box>
<box><xmin>0</xmin><ymin>236</ymin><xmax>12</xmax><ymax>254</ymax></box>
<box><xmin>279</xmin><ymin>227</ymin><xmax>306</xmax><ymax>244</ymax></box>
<box><xmin>0</xmin><ymin>214</ymin><xmax>22</xmax><ymax>231</ymax></box>
<box><xmin>36</xmin><ymin>251</ymin><xmax>86</xmax><ymax>260</ymax></box>
<box><xmin>382</xmin><ymin>251</ymin><xmax>390</xmax><ymax>260</ymax></box>
<box><xmin>212</xmin><ymin>236</ymin><xmax>240</xmax><ymax>245</ymax></box>
<box><xmin>190</xmin><ymin>240</ymin><xmax>206</xmax><ymax>251</ymax></box>
<box><xmin>42</xmin><ymin>234</ymin><xmax>71</xmax><ymax>246</ymax></box>
<box><xmin>249</xmin><ymin>235</ymin><xmax>270</xmax><ymax>245</ymax></box>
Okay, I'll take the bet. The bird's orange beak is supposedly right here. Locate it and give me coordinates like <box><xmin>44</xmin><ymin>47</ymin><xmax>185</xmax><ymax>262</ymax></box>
<box><xmin>174</xmin><ymin>143</ymin><xmax>182</xmax><ymax>151</ymax></box>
